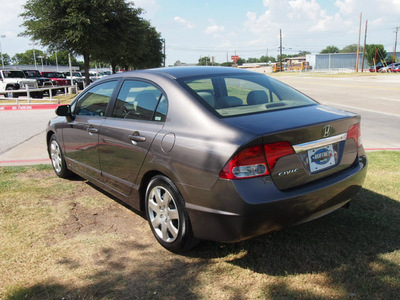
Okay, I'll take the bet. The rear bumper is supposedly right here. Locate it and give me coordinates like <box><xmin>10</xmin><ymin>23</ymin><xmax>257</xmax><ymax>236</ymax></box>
<box><xmin>183</xmin><ymin>154</ymin><xmax>367</xmax><ymax>242</ymax></box>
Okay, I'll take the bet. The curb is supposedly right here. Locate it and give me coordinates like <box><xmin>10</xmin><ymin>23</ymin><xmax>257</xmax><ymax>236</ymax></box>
<box><xmin>0</xmin><ymin>104</ymin><xmax>60</xmax><ymax>111</ymax></box>
<box><xmin>0</xmin><ymin>158</ymin><xmax>50</xmax><ymax>165</ymax></box>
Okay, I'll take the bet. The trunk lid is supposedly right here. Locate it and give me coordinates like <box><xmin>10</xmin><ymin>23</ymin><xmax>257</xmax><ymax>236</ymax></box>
<box><xmin>222</xmin><ymin>104</ymin><xmax>361</xmax><ymax>190</ymax></box>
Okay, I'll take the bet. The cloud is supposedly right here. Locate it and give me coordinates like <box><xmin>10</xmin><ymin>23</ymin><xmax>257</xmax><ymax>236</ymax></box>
<box><xmin>243</xmin><ymin>0</ymin><xmax>359</xmax><ymax>49</ymax></box>
<box><xmin>173</xmin><ymin>16</ymin><xmax>195</xmax><ymax>29</ymax></box>
<box><xmin>205</xmin><ymin>25</ymin><xmax>225</xmax><ymax>35</ymax></box>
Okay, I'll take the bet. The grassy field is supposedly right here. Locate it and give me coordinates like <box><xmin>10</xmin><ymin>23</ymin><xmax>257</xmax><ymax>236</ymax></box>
<box><xmin>0</xmin><ymin>152</ymin><xmax>399</xmax><ymax>299</ymax></box>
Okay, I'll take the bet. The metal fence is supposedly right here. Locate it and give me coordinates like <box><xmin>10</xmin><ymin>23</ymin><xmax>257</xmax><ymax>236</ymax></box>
<box><xmin>0</xmin><ymin>85</ymin><xmax>78</xmax><ymax>105</ymax></box>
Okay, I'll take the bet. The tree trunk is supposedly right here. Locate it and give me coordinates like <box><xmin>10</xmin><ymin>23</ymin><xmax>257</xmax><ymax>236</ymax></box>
<box><xmin>83</xmin><ymin>52</ymin><xmax>91</xmax><ymax>87</ymax></box>
<box><xmin>112</xmin><ymin>63</ymin><xmax>117</xmax><ymax>74</ymax></box>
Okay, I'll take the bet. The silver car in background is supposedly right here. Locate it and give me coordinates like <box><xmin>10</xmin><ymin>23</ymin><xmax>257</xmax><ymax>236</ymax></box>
<box><xmin>47</xmin><ymin>67</ymin><xmax>367</xmax><ymax>252</ymax></box>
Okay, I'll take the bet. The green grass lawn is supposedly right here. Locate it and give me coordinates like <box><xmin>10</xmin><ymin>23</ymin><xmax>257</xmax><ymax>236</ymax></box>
<box><xmin>0</xmin><ymin>152</ymin><xmax>399</xmax><ymax>299</ymax></box>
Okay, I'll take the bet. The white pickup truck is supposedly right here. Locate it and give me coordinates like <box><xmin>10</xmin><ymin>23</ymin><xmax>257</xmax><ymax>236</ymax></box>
<box><xmin>0</xmin><ymin>69</ymin><xmax>39</xmax><ymax>98</ymax></box>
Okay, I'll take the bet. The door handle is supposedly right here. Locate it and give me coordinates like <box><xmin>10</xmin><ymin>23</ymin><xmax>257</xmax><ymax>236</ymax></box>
<box><xmin>87</xmin><ymin>127</ymin><xmax>98</xmax><ymax>135</ymax></box>
<box><xmin>129</xmin><ymin>131</ymin><xmax>146</xmax><ymax>144</ymax></box>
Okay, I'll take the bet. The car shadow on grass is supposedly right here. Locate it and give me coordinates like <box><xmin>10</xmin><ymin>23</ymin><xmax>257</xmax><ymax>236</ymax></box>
<box><xmin>190</xmin><ymin>187</ymin><xmax>400</xmax><ymax>298</ymax></box>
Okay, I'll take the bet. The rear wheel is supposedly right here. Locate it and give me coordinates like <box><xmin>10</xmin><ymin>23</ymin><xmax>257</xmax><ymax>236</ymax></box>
<box><xmin>145</xmin><ymin>175</ymin><xmax>198</xmax><ymax>252</ymax></box>
<box><xmin>49</xmin><ymin>135</ymin><xmax>74</xmax><ymax>179</ymax></box>
<box><xmin>31</xmin><ymin>91</ymin><xmax>44</xmax><ymax>99</ymax></box>
<box><xmin>6</xmin><ymin>86</ymin><xmax>18</xmax><ymax>98</ymax></box>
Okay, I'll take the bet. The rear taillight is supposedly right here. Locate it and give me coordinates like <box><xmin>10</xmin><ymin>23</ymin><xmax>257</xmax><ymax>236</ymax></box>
<box><xmin>219</xmin><ymin>145</ymin><xmax>268</xmax><ymax>179</ymax></box>
<box><xmin>219</xmin><ymin>142</ymin><xmax>294</xmax><ymax>180</ymax></box>
<box><xmin>264</xmin><ymin>142</ymin><xmax>294</xmax><ymax>170</ymax></box>
<box><xmin>347</xmin><ymin>123</ymin><xmax>362</xmax><ymax>147</ymax></box>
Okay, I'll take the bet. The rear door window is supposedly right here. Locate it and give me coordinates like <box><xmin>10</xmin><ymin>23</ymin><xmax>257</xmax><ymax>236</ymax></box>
<box><xmin>112</xmin><ymin>80</ymin><xmax>167</xmax><ymax>122</ymax></box>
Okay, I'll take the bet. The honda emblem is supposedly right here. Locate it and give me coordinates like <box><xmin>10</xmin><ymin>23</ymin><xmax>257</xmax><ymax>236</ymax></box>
<box><xmin>322</xmin><ymin>125</ymin><xmax>332</xmax><ymax>138</ymax></box>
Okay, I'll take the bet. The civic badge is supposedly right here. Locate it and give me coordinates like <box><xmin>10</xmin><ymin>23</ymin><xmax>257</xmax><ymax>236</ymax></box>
<box><xmin>322</xmin><ymin>125</ymin><xmax>332</xmax><ymax>138</ymax></box>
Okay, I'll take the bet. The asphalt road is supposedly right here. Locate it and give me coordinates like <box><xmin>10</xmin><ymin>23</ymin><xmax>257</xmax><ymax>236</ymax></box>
<box><xmin>0</xmin><ymin>109</ymin><xmax>56</xmax><ymax>154</ymax></box>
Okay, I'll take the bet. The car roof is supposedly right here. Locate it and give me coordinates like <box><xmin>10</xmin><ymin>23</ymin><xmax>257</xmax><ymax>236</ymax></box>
<box><xmin>114</xmin><ymin>66</ymin><xmax>256</xmax><ymax>80</ymax></box>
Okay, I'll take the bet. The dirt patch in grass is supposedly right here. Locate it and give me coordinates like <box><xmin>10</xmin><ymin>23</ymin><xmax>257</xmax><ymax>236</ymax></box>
<box><xmin>1</xmin><ymin>153</ymin><xmax>400</xmax><ymax>299</ymax></box>
<box><xmin>58</xmin><ymin>200</ymin><xmax>144</xmax><ymax>238</ymax></box>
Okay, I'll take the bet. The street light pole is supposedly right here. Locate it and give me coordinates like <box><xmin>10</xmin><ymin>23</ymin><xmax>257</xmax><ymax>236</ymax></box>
<box><xmin>0</xmin><ymin>35</ymin><xmax>6</xmax><ymax>68</ymax></box>
<box><xmin>38</xmin><ymin>56</ymin><xmax>44</xmax><ymax>71</ymax></box>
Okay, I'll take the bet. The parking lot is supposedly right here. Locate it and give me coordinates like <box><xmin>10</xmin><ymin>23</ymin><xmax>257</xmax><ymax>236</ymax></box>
<box><xmin>0</xmin><ymin>73</ymin><xmax>399</xmax><ymax>166</ymax></box>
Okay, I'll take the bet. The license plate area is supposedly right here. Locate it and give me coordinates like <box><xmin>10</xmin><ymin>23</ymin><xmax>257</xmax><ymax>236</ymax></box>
<box><xmin>307</xmin><ymin>144</ymin><xmax>336</xmax><ymax>173</ymax></box>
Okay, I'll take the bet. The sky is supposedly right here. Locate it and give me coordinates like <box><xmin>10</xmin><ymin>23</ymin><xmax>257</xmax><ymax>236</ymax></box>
<box><xmin>1</xmin><ymin>0</ymin><xmax>399</xmax><ymax>66</ymax></box>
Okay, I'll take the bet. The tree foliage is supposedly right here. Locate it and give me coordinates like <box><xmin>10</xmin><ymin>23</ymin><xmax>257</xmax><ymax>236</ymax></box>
<box><xmin>340</xmin><ymin>44</ymin><xmax>362</xmax><ymax>53</ymax></box>
<box><xmin>197</xmin><ymin>56</ymin><xmax>216</xmax><ymax>66</ymax></box>
<box><xmin>20</xmin><ymin>0</ymin><xmax>163</xmax><ymax>84</ymax></box>
<box><xmin>12</xmin><ymin>49</ymin><xmax>46</xmax><ymax>65</ymax></box>
<box><xmin>1</xmin><ymin>53</ymin><xmax>11</xmax><ymax>66</ymax></box>
<box><xmin>320</xmin><ymin>45</ymin><xmax>339</xmax><ymax>54</ymax></box>
<box><xmin>10</xmin><ymin>49</ymin><xmax>80</xmax><ymax>67</ymax></box>
<box><xmin>365</xmin><ymin>44</ymin><xmax>387</xmax><ymax>66</ymax></box>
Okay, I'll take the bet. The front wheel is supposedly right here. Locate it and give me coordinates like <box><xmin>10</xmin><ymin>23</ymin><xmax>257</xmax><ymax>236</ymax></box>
<box><xmin>49</xmin><ymin>135</ymin><xmax>74</xmax><ymax>179</ymax></box>
<box><xmin>145</xmin><ymin>175</ymin><xmax>198</xmax><ymax>252</ymax></box>
<box><xmin>6</xmin><ymin>86</ymin><xmax>18</xmax><ymax>98</ymax></box>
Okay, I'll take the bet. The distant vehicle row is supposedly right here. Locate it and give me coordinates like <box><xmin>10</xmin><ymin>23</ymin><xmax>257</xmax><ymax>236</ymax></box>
<box><xmin>369</xmin><ymin>62</ymin><xmax>400</xmax><ymax>72</ymax></box>
<box><xmin>0</xmin><ymin>69</ymin><xmax>111</xmax><ymax>98</ymax></box>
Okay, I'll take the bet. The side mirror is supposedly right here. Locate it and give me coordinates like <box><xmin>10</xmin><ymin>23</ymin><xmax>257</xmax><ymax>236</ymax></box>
<box><xmin>55</xmin><ymin>105</ymin><xmax>71</xmax><ymax>117</ymax></box>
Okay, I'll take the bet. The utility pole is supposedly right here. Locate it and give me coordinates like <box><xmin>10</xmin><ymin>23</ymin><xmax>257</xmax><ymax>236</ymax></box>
<box><xmin>394</xmin><ymin>27</ymin><xmax>399</xmax><ymax>63</ymax></box>
<box><xmin>361</xmin><ymin>20</ymin><xmax>368</xmax><ymax>72</ymax></box>
<box><xmin>279</xmin><ymin>29</ymin><xmax>283</xmax><ymax>72</ymax></box>
<box><xmin>356</xmin><ymin>13</ymin><xmax>362</xmax><ymax>72</ymax></box>
<box><xmin>162</xmin><ymin>39</ymin><xmax>166</xmax><ymax>67</ymax></box>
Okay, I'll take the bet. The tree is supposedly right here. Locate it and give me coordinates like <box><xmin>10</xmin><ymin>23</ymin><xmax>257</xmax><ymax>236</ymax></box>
<box><xmin>220</xmin><ymin>62</ymin><xmax>233</xmax><ymax>67</ymax></box>
<box><xmin>297</xmin><ymin>50</ymin><xmax>311</xmax><ymax>56</ymax></box>
<box><xmin>12</xmin><ymin>49</ymin><xmax>46</xmax><ymax>65</ymax></box>
<box><xmin>236</xmin><ymin>58</ymin><xmax>246</xmax><ymax>65</ymax></box>
<box><xmin>1</xmin><ymin>53</ymin><xmax>12</xmax><ymax>66</ymax></box>
<box><xmin>197</xmin><ymin>56</ymin><xmax>215</xmax><ymax>66</ymax></box>
<box><xmin>260</xmin><ymin>55</ymin><xmax>276</xmax><ymax>63</ymax></box>
<box><xmin>340</xmin><ymin>44</ymin><xmax>361</xmax><ymax>53</ymax></box>
<box><xmin>47</xmin><ymin>50</ymin><xmax>79</xmax><ymax>66</ymax></box>
<box><xmin>88</xmin><ymin>1</ymin><xmax>162</xmax><ymax>72</ymax></box>
<box><xmin>247</xmin><ymin>57</ymin><xmax>259</xmax><ymax>63</ymax></box>
<box><xmin>365</xmin><ymin>44</ymin><xmax>387</xmax><ymax>66</ymax></box>
<box><xmin>321</xmin><ymin>45</ymin><xmax>339</xmax><ymax>54</ymax></box>
<box><xmin>20</xmin><ymin>0</ymin><xmax>161</xmax><ymax>85</ymax></box>
<box><xmin>131</xmin><ymin>24</ymin><xmax>163</xmax><ymax>70</ymax></box>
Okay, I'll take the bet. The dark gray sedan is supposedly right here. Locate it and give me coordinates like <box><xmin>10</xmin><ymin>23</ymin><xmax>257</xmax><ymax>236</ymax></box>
<box><xmin>47</xmin><ymin>67</ymin><xmax>367</xmax><ymax>252</ymax></box>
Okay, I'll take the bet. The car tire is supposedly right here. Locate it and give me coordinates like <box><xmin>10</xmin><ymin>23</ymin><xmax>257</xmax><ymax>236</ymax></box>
<box><xmin>31</xmin><ymin>91</ymin><xmax>44</xmax><ymax>99</ymax></box>
<box><xmin>49</xmin><ymin>135</ymin><xmax>74</xmax><ymax>179</ymax></box>
<box><xmin>145</xmin><ymin>175</ymin><xmax>198</xmax><ymax>252</ymax></box>
<box><xmin>6</xmin><ymin>86</ymin><xmax>18</xmax><ymax>98</ymax></box>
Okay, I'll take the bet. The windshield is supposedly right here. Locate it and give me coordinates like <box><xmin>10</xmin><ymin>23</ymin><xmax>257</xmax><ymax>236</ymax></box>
<box><xmin>180</xmin><ymin>73</ymin><xmax>316</xmax><ymax>117</ymax></box>
<box><xmin>3</xmin><ymin>71</ymin><xmax>25</xmax><ymax>78</ymax></box>
<box><xmin>42</xmin><ymin>72</ymin><xmax>58</xmax><ymax>78</ymax></box>
<box><xmin>24</xmin><ymin>70</ymin><xmax>42</xmax><ymax>78</ymax></box>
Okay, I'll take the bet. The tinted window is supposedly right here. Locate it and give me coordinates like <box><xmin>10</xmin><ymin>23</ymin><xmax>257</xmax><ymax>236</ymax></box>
<box><xmin>75</xmin><ymin>80</ymin><xmax>117</xmax><ymax>117</ymax></box>
<box><xmin>112</xmin><ymin>80</ymin><xmax>167</xmax><ymax>122</ymax></box>
<box><xmin>181</xmin><ymin>74</ymin><xmax>316</xmax><ymax>117</ymax></box>
<box><xmin>3</xmin><ymin>71</ymin><xmax>25</xmax><ymax>78</ymax></box>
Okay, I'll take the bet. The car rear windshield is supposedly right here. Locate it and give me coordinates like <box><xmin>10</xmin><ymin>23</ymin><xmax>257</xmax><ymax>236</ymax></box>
<box><xmin>180</xmin><ymin>73</ymin><xmax>316</xmax><ymax>117</ymax></box>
